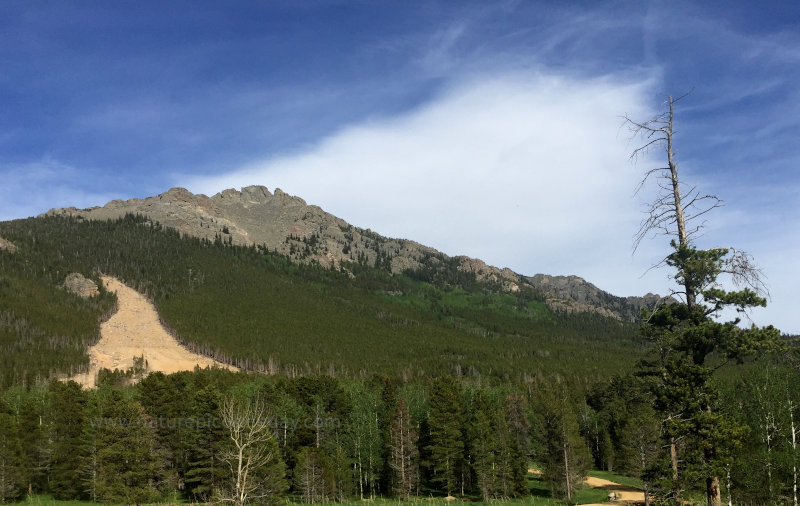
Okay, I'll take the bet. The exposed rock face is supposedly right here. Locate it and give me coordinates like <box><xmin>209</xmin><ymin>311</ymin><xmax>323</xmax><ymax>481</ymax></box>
<box><xmin>63</xmin><ymin>273</ymin><xmax>99</xmax><ymax>298</ymax></box>
<box><xmin>44</xmin><ymin>185</ymin><xmax>663</xmax><ymax>320</ymax></box>
<box><xmin>44</xmin><ymin>185</ymin><xmax>444</xmax><ymax>273</ymax></box>
<box><xmin>0</xmin><ymin>236</ymin><xmax>16</xmax><ymax>253</ymax></box>
<box><xmin>526</xmin><ymin>274</ymin><xmax>664</xmax><ymax>321</ymax></box>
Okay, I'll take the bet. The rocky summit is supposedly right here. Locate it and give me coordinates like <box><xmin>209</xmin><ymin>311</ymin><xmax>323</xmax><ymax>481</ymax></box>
<box><xmin>45</xmin><ymin>185</ymin><xmax>661</xmax><ymax>320</ymax></box>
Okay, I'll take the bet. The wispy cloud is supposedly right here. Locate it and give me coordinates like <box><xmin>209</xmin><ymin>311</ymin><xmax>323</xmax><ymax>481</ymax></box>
<box><xmin>1</xmin><ymin>1</ymin><xmax>797</xmax><ymax>332</ymax></box>
<box><xmin>0</xmin><ymin>159</ymin><xmax>122</xmax><ymax>221</ymax></box>
<box><xmin>185</xmin><ymin>70</ymin><xmax>665</xmax><ymax>289</ymax></box>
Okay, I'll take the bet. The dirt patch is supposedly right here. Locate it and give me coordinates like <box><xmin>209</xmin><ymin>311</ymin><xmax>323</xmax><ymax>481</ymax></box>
<box><xmin>582</xmin><ymin>476</ymin><xmax>645</xmax><ymax>505</ymax></box>
<box><xmin>71</xmin><ymin>276</ymin><xmax>236</xmax><ymax>387</ymax></box>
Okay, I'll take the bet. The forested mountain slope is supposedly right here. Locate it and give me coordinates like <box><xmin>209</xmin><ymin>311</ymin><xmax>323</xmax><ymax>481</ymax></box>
<box><xmin>0</xmin><ymin>214</ymin><xmax>642</xmax><ymax>387</ymax></box>
<box><xmin>44</xmin><ymin>185</ymin><xmax>661</xmax><ymax>321</ymax></box>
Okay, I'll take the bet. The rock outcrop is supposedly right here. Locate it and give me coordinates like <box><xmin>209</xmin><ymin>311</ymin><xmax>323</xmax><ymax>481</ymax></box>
<box><xmin>44</xmin><ymin>185</ymin><xmax>664</xmax><ymax>320</ymax></box>
<box><xmin>44</xmin><ymin>185</ymin><xmax>445</xmax><ymax>273</ymax></box>
<box><xmin>0</xmin><ymin>236</ymin><xmax>16</xmax><ymax>253</ymax></box>
<box><xmin>63</xmin><ymin>273</ymin><xmax>99</xmax><ymax>298</ymax></box>
<box><xmin>527</xmin><ymin>274</ymin><xmax>664</xmax><ymax>321</ymax></box>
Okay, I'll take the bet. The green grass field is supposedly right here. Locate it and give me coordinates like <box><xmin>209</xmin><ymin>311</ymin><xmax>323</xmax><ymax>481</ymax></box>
<box><xmin>18</xmin><ymin>470</ymin><xmax>643</xmax><ymax>506</ymax></box>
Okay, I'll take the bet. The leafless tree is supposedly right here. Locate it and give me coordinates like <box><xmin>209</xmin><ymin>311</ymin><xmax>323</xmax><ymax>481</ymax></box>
<box><xmin>218</xmin><ymin>396</ymin><xmax>283</xmax><ymax>506</ymax></box>
<box><xmin>389</xmin><ymin>399</ymin><xmax>419</xmax><ymax>500</ymax></box>
<box><xmin>625</xmin><ymin>93</ymin><xmax>768</xmax><ymax>309</ymax></box>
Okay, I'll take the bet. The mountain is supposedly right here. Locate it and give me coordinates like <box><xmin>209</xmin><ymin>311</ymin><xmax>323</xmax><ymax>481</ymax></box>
<box><xmin>44</xmin><ymin>185</ymin><xmax>661</xmax><ymax>321</ymax></box>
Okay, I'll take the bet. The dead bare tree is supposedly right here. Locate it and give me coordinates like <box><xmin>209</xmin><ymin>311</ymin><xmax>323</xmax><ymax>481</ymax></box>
<box><xmin>624</xmin><ymin>93</ymin><xmax>780</xmax><ymax>506</ymax></box>
<box><xmin>218</xmin><ymin>396</ymin><xmax>285</xmax><ymax>506</ymax></box>
<box><xmin>627</xmin><ymin>93</ymin><xmax>720</xmax><ymax>255</ymax></box>
<box><xmin>625</xmin><ymin>93</ymin><xmax>767</xmax><ymax>306</ymax></box>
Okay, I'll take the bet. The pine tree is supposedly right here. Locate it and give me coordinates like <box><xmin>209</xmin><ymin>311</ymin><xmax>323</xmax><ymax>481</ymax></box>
<box><xmin>534</xmin><ymin>387</ymin><xmax>590</xmax><ymax>502</ymax></box>
<box><xmin>80</xmin><ymin>391</ymin><xmax>101</xmax><ymax>503</ymax></box>
<box><xmin>137</xmin><ymin>372</ymin><xmax>191</xmax><ymax>490</ymax></box>
<box><xmin>467</xmin><ymin>390</ymin><xmax>497</xmax><ymax>501</ymax></box>
<box><xmin>184</xmin><ymin>385</ymin><xmax>228</xmax><ymax>502</ymax></box>
<box><xmin>48</xmin><ymin>380</ymin><xmax>88</xmax><ymax>500</ymax></box>
<box><xmin>423</xmin><ymin>377</ymin><xmax>465</xmax><ymax>497</ymax></box>
<box><xmin>504</xmin><ymin>392</ymin><xmax>531</xmax><ymax>458</ymax></box>
<box><xmin>94</xmin><ymin>387</ymin><xmax>159</xmax><ymax>504</ymax></box>
<box><xmin>496</xmin><ymin>404</ymin><xmax>527</xmax><ymax>498</ymax></box>
<box><xmin>18</xmin><ymin>393</ymin><xmax>47</xmax><ymax>497</ymax></box>
<box><xmin>626</xmin><ymin>93</ymin><xmax>784</xmax><ymax>506</ymax></box>
<box><xmin>0</xmin><ymin>410</ymin><xmax>23</xmax><ymax>503</ymax></box>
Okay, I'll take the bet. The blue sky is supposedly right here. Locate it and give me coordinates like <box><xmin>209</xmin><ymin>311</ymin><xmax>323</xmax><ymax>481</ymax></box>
<box><xmin>1</xmin><ymin>1</ymin><xmax>798</xmax><ymax>332</ymax></box>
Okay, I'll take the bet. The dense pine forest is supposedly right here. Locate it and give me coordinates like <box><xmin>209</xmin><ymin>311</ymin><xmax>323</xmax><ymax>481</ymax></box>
<box><xmin>1</xmin><ymin>215</ymin><xmax>799</xmax><ymax>505</ymax></box>
<box><xmin>0</xmin><ymin>214</ymin><xmax>638</xmax><ymax>387</ymax></box>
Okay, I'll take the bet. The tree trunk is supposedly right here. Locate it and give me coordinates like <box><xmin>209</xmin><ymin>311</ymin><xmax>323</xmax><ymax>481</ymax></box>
<box><xmin>707</xmin><ymin>475</ymin><xmax>721</xmax><ymax>506</ymax></box>
<box><xmin>563</xmin><ymin>439</ymin><xmax>571</xmax><ymax>501</ymax></box>
<box><xmin>790</xmin><ymin>399</ymin><xmax>798</xmax><ymax>506</ymax></box>
<box><xmin>726</xmin><ymin>465</ymin><xmax>733</xmax><ymax>506</ymax></box>
<box><xmin>670</xmin><ymin>436</ymin><xmax>680</xmax><ymax>506</ymax></box>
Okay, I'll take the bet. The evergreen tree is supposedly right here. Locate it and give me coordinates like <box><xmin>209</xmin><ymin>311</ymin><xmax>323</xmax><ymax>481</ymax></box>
<box><xmin>504</xmin><ymin>392</ymin><xmax>531</xmax><ymax>459</ymax></box>
<box><xmin>0</xmin><ymin>409</ymin><xmax>22</xmax><ymax>503</ymax></box>
<box><xmin>497</xmin><ymin>402</ymin><xmax>528</xmax><ymax>498</ymax></box>
<box><xmin>184</xmin><ymin>385</ymin><xmax>228</xmax><ymax>502</ymax></box>
<box><xmin>137</xmin><ymin>372</ymin><xmax>191</xmax><ymax>490</ymax></box>
<box><xmin>626</xmin><ymin>93</ymin><xmax>784</xmax><ymax>506</ymax></box>
<box><xmin>534</xmin><ymin>387</ymin><xmax>590</xmax><ymax>502</ymax></box>
<box><xmin>48</xmin><ymin>380</ymin><xmax>88</xmax><ymax>500</ymax></box>
<box><xmin>94</xmin><ymin>387</ymin><xmax>159</xmax><ymax>504</ymax></box>
<box><xmin>80</xmin><ymin>390</ymin><xmax>101</xmax><ymax>502</ymax></box>
<box><xmin>17</xmin><ymin>393</ymin><xmax>47</xmax><ymax>497</ymax></box>
<box><xmin>423</xmin><ymin>377</ymin><xmax>465</xmax><ymax>497</ymax></box>
<box><xmin>467</xmin><ymin>390</ymin><xmax>498</xmax><ymax>501</ymax></box>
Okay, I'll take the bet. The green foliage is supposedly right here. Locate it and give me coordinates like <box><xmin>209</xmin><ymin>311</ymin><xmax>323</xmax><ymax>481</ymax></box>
<box><xmin>721</xmin><ymin>364</ymin><xmax>800</xmax><ymax>505</ymax></box>
<box><xmin>342</xmin><ymin>381</ymin><xmax>384</xmax><ymax>499</ymax></box>
<box><xmin>0</xmin><ymin>215</ymin><xmax>640</xmax><ymax>386</ymax></box>
<box><xmin>184</xmin><ymin>384</ymin><xmax>228</xmax><ymax>501</ymax></box>
<box><xmin>91</xmin><ymin>387</ymin><xmax>159</xmax><ymax>504</ymax></box>
<box><xmin>0</xmin><ymin>409</ymin><xmax>23</xmax><ymax>504</ymax></box>
<box><xmin>532</xmin><ymin>386</ymin><xmax>591</xmax><ymax>502</ymax></box>
<box><xmin>3</xmin><ymin>210</ymin><xmax>793</xmax><ymax>504</ymax></box>
<box><xmin>0</xmin><ymin>265</ymin><xmax>114</xmax><ymax>388</ymax></box>
<box><xmin>466</xmin><ymin>390</ymin><xmax>527</xmax><ymax>500</ymax></box>
<box><xmin>637</xmin><ymin>241</ymin><xmax>785</xmax><ymax>502</ymax></box>
<box><xmin>422</xmin><ymin>377</ymin><xmax>465</xmax><ymax>496</ymax></box>
<box><xmin>47</xmin><ymin>382</ymin><xmax>87</xmax><ymax>501</ymax></box>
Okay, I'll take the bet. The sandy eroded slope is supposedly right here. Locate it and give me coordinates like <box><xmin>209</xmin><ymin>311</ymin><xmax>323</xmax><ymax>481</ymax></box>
<box><xmin>71</xmin><ymin>276</ymin><xmax>236</xmax><ymax>387</ymax></box>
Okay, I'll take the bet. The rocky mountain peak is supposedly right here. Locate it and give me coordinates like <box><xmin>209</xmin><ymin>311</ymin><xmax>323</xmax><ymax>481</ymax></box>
<box><xmin>43</xmin><ymin>185</ymin><xmax>664</xmax><ymax>321</ymax></box>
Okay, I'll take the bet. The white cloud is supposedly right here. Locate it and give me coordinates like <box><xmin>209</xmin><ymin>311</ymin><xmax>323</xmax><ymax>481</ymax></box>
<box><xmin>0</xmin><ymin>159</ymin><xmax>120</xmax><ymax>221</ymax></box>
<box><xmin>185</xmin><ymin>69</ymin><xmax>798</xmax><ymax>334</ymax></box>
<box><xmin>186</xmin><ymin>71</ymin><xmax>671</xmax><ymax>291</ymax></box>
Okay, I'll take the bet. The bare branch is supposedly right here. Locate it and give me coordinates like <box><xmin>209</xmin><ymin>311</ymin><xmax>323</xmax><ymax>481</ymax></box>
<box><xmin>714</xmin><ymin>247</ymin><xmax>770</xmax><ymax>298</ymax></box>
